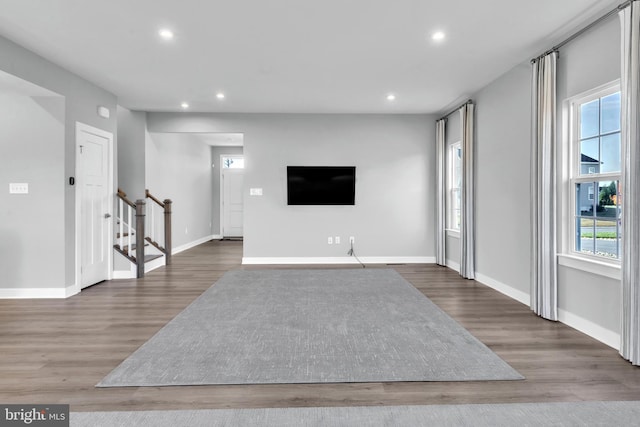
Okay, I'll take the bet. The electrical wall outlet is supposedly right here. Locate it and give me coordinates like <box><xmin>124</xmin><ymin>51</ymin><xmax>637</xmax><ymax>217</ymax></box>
<box><xmin>9</xmin><ymin>183</ymin><xmax>29</xmax><ymax>194</ymax></box>
<box><xmin>349</xmin><ymin>236</ymin><xmax>355</xmax><ymax>244</ymax></box>
<box><xmin>328</xmin><ymin>237</ymin><xmax>333</xmax><ymax>244</ymax></box>
<box><xmin>335</xmin><ymin>236</ymin><xmax>341</xmax><ymax>244</ymax></box>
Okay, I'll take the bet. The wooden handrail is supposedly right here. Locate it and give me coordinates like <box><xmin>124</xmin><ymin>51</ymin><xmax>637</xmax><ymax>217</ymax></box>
<box><xmin>145</xmin><ymin>189</ymin><xmax>165</xmax><ymax>208</ymax></box>
<box><xmin>115</xmin><ymin>188</ymin><xmax>173</xmax><ymax>274</ymax></box>
<box><xmin>117</xmin><ymin>188</ymin><xmax>136</xmax><ymax>208</ymax></box>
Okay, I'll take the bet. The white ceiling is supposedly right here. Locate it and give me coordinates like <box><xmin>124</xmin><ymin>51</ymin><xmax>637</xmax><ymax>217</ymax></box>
<box><xmin>0</xmin><ymin>0</ymin><xmax>620</xmax><ymax>114</ymax></box>
<box><xmin>162</xmin><ymin>132</ymin><xmax>244</xmax><ymax>147</ymax></box>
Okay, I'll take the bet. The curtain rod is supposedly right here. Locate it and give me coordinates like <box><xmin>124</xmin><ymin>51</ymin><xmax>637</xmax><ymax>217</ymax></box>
<box><xmin>437</xmin><ymin>99</ymin><xmax>473</xmax><ymax>122</ymax></box>
<box><xmin>531</xmin><ymin>0</ymin><xmax>633</xmax><ymax>63</ymax></box>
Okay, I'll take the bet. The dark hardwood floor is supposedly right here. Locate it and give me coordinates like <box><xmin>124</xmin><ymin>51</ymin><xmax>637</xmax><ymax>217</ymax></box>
<box><xmin>1</xmin><ymin>240</ymin><xmax>639</xmax><ymax>412</ymax></box>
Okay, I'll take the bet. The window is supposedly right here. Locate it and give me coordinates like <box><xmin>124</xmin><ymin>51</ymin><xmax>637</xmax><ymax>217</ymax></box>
<box><xmin>221</xmin><ymin>156</ymin><xmax>244</xmax><ymax>169</ymax></box>
<box><xmin>447</xmin><ymin>142</ymin><xmax>462</xmax><ymax>231</ymax></box>
<box><xmin>570</xmin><ymin>85</ymin><xmax>621</xmax><ymax>260</ymax></box>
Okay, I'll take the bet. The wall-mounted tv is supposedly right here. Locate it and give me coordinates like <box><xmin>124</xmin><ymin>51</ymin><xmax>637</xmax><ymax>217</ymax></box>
<box><xmin>287</xmin><ymin>166</ymin><xmax>356</xmax><ymax>205</ymax></box>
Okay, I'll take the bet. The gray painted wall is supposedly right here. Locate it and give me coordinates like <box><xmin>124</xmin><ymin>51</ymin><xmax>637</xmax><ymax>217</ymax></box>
<box><xmin>0</xmin><ymin>93</ymin><xmax>65</xmax><ymax>289</ymax></box>
<box><xmin>465</xmin><ymin>14</ymin><xmax>621</xmax><ymax>338</ymax></box>
<box><xmin>146</xmin><ymin>133</ymin><xmax>214</xmax><ymax>249</ymax></box>
<box><xmin>211</xmin><ymin>145</ymin><xmax>244</xmax><ymax>236</ymax></box>
<box><xmin>555</xmin><ymin>15</ymin><xmax>621</xmax><ymax>334</ymax></box>
<box><xmin>0</xmin><ymin>35</ymin><xmax>117</xmax><ymax>290</ymax></box>
<box><xmin>147</xmin><ymin>113</ymin><xmax>434</xmax><ymax>260</ymax></box>
<box><xmin>473</xmin><ymin>61</ymin><xmax>532</xmax><ymax>295</ymax></box>
<box><xmin>116</xmin><ymin>106</ymin><xmax>146</xmax><ymax>200</ymax></box>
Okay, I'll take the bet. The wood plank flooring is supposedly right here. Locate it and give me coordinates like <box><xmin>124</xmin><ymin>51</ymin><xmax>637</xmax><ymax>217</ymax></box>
<box><xmin>1</xmin><ymin>240</ymin><xmax>639</xmax><ymax>411</ymax></box>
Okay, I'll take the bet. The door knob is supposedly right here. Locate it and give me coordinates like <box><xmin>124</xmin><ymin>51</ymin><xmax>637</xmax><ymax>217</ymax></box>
<box><xmin>104</xmin><ymin>213</ymin><xmax>112</xmax><ymax>219</ymax></box>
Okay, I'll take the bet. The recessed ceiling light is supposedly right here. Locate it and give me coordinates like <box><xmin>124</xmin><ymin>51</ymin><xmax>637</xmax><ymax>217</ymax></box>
<box><xmin>216</xmin><ymin>92</ymin><xmax>225</xmax><ymax>100</ymax></box>
<box><xmin>159</xmin><ymin>29</ymin><xmax>174</xmax><ymax>40</ymax></box>
<box><xmin>432</xmin><ymin>31</ymin><xmax>446</xmax><ymax>41</ymax></box>
<box><xmin>180</xmin><ymin>102</ymin><xmax>189</xmax><ymax>109</ymax></box>
<box><xmin>387</xmin><ymin>94</ymin><xmax>396</xmax><ymax>101</ymax></box>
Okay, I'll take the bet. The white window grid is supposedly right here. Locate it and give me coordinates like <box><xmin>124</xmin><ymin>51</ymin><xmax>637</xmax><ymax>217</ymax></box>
<box><xmin>568</xmin><ymin>82</ymin><xmax>621</xmax><ymax>262</ymax></box>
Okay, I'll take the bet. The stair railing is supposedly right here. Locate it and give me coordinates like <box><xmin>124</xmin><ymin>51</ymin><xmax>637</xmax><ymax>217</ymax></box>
<box><xmin>114</xmin><ymin>189</ymin><xmax>172</xmax><ymax>278</ymax></box>
<box><xmin>115</xmin><ymin>189</ymin><xmax>146</xmax><ymax>277</ymax></box>
<box><xmin>145</xmin><ymin>189</ymin><xmax>172</xmax><ymax>266</ymax></box>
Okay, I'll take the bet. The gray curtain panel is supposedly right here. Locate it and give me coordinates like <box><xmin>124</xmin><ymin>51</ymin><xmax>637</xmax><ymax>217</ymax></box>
<box><xmin>436</xmin><ymin>119</ymin><xmax>447</xmax><ymax>266</ymax></box>
<box><xmin>459</xmin><ymin>104</ymin><xmax>475</xmax><ymax>279</ymax></box>
<box><xmin>530</xmin><ymin>52</ymin><xmax>558</xmax><ymax>321</ymax></box>
<box><xmin>619</xmin><ymin>3</ymin><xmax>640</xmax><ymax>366</ymax></box>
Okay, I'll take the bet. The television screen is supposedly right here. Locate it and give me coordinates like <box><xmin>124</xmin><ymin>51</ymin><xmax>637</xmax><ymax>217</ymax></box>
<box><xmin>287</xmin><ymin>166</ymin><xmax>356</xmax><ymax>205</ymax></box>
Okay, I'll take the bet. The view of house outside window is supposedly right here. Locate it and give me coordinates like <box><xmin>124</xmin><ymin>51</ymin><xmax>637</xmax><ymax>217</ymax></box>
<box><xmin>573</xmin><ymin>89</ymin><xmax>621</xmax><ymax>259</ymax></box>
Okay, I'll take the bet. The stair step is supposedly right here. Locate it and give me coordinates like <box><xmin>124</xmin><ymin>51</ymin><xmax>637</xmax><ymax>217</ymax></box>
<box><xmin>144</xmin><ymin>254</ymin><xmax>163</xmax><ymax>263</ymax></box>
<box><xmin>113</xmin><ymin>244</ymin><xmax>136</xmax><ymax>263</ymax></box>
<box><xmin>116</xmin><ymin>232</ymin><xmax>134</xmax><ymax>238</ymax></box>
<box><xmin>121</xmin><ymin>243</ymin><xmax>149</xmax><ymax>252</ymax></box>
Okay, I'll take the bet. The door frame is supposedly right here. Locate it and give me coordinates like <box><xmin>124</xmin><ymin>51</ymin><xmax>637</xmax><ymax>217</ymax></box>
<box><xmin>74</xmin><ymin>122</ymin><xmax>114</xmax><ymax>294</ymax></box>
<box><xmin>219</xmin><ymin>154</ymin><xmax>244</xmax><ymax>238</ymax></box>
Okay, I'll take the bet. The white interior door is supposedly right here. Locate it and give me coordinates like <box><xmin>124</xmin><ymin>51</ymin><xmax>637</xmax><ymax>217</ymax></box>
<box><xmin>77</xmin><ymin>123</ymin><xmax>112</xmax><ymax>289</ymax></box>
<box><xmin>222</xmin><ymin>168</ymin><xmax>244</xmax><ymax>237</ymax></box>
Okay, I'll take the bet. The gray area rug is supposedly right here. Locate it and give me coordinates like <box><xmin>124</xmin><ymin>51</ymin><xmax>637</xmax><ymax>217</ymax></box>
<box><xmin>98</xmin><ymin>269</ymin><xmax>522</xmax><ymax>386</ymax></box>
<box><xmin>71</xmin><ymin>402</ymin><xmax>640</xmax><ymax>426</ymax></box>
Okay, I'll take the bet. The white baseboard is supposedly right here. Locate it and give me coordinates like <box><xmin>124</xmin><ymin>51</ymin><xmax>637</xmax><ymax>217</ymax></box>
<box><xmin>145</xmin><ymin>255</ymin><xmax>166</xmax><ymax>273</ymax></box>
<box><xmin>445</xmin><ymin>259</ymin><xmax>460</xmax><ymax>272</ymax></box>
<box><xmin>112</xmin><ymin>269</ymin><xmax>135</xmax><ymax>279</ymax></box>
<box><xmin>242</xmin><ymin>256</ymin><xmax>435</xmax><ymax>265</ymax></box>
<box><xmin>112</xmin><ymin>235</ymin><xmax>214</xmax><ymax>278</ymax></box>
<box><xmin>172</xmin><ymin>235</ymin><xmax>216</xmax><ymax>255</ymax></box>
<box><xmin>558</xmin><ymin>309</ymin><xmax>620</xmax><ymax>350</ymax></box>
<box><xmin>474</xmin><ymin>272</ymin><xmax>530</xmax><ymax>306</ymax></box>
<box><xmin>0</xmin><ymin>285</ymin><xmax>78</xmax><ymax>299</ymax></box>
<box><xmin>473</xmin><ymin>272</ymin><xmax>620</xmax><ymax>350</ymax></box>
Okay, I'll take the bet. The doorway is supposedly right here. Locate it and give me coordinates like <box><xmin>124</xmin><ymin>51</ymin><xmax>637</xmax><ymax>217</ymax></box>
<box><xmin>76</xmin><ymin>122</ymin><xmax>113</xmax><ymax>289</ymax></box>
<box><xmin>220</xmin><ymin>155</ymin><xmax>244</xmax><ymax>238</ymax></box>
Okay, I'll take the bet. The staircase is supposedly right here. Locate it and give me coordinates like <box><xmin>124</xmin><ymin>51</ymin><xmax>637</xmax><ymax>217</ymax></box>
<box><xmin>114</xmin><ymin>188</ymin><xmax>172</xmax><ymax>278</ymax></box>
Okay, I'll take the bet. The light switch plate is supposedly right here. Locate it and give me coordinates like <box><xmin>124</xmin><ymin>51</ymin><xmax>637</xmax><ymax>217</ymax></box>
<box><xmin>250</xmin><ymin>188</ymin><xmax>263</xmax><ymax>196</ymax></box>
<box><xmin>9</xmin><ymin>183</ymin><xmax>29</xmax><ymax>194</ymax></box>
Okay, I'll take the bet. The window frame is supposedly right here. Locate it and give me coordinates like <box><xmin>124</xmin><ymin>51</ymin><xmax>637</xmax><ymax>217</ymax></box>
<box><xmin>562</xmin><ymin>80</ymin><xmax>622</xmax><ymax>274</ymax></box>
<box><xmin>446</xmin><ymin>141</ymin><xmax>462</xmax><ymax>234</ymax></box>
<box><xmin>221</xmin><ymin>155</ymin><xmax>245</xmax><ymax>169</ymax></box>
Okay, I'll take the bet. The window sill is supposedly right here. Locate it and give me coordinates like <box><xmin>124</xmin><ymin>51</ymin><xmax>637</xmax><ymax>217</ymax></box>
<box><xmin>557</xmin><ymin>254</ymin><xmax>621</xmax><ymax>280</ymax></box>
<box><xmin>446</xmin><ymin>229</ymin><xmax>460</xmax><ymax>238</ymax></box>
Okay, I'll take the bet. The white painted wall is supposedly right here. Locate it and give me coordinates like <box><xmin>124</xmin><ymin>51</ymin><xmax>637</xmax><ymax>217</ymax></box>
<box><xmin>146</xmin><ymin>113</ymin><xmax>435</xmax><ymax>262</ymax></box>
<box><xmin>146</xmin><ymin>132</ymin><xmax>214</xmax><ymax>250</ymax></box>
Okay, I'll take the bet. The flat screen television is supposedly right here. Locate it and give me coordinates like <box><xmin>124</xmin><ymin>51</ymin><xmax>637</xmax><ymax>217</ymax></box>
<box><xmin>287</xmin><ymin>166</ymin><xmax>356</xmax><ymax>205</ymax></box>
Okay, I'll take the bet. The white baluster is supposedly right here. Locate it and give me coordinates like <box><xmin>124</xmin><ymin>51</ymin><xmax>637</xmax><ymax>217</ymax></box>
<box><xmin>150</xmin><ymin>202</ymin><xmax>155</xmax><ymax>245</ymax></box>
<box><xmin>119</xmin><ymin>199</ymin><xmax>124</xmax><ymax>249</ymax></box>
<box><xmin>127</xmin><ymin>204</ymin><xmax>133</xmax><ymax>256</ymax></box>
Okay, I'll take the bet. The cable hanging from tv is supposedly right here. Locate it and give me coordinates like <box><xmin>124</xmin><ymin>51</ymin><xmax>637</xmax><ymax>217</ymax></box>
<box><xmin>347</xmin><ymin>241</ymin><xmax>365</xmax><ymax>268</ymax></box>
